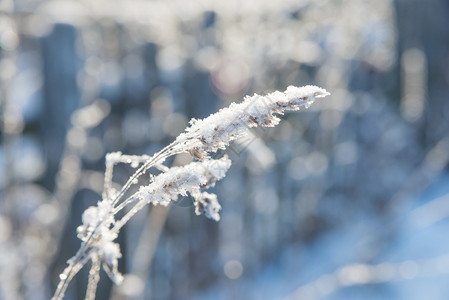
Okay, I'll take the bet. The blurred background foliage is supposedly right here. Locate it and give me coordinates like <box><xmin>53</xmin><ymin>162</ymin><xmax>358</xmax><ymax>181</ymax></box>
<box><xmin>1</xmin><ymin>0</ymin><xmax>449</xmax><ymax>299</ymax></box>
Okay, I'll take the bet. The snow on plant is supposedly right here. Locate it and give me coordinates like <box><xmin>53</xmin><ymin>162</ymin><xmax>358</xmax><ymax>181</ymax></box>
<box><xmin>52</xmin><ymin>85</ymin><xmax>330</xmax><ymax>300</ymax></box>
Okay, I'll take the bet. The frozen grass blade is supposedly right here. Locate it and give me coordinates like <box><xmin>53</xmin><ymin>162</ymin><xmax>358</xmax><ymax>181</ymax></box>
<box><xmin>52</xmin><ymin>85</ymin><xmax>330</xmax><ymax>299</ymax></box>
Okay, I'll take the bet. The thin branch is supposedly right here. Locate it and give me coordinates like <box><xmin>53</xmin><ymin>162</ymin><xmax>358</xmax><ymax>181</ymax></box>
<box><xmin>52</xmin><ymin>251</ymin><xmax>92</xmax><ymax>300</ymax></box>
<box><xmin>85</xmin><ymin>256</ymin><xmax>101</xmax><ymax>300</ymax></box>
<box><xmin>111</xmin><ymin>141</ymin><xmax>179</xmax><ymax>206</ymax></box>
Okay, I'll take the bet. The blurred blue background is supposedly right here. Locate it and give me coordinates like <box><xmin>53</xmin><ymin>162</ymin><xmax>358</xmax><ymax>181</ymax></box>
<box><xmin>1</xmin><ymin>0</ymin><xmax>449</xmax><ymax>299</ymax></box>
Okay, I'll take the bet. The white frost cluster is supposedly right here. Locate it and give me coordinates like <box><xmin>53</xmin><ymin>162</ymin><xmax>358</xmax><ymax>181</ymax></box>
<box><xmin>77</xmin><ymin>201</ymin><xmax>115</xmax><ymax>242</ymax></box>
<box><xmin>191</xmin><ymin>191</ymin><xmax>222</xmax><ymax>221</ymax></box>
<box><xmin>174</xmin><ymin>85</ymin><xmax>329</xmax><ymax>158</ymax></box>
<box><xmin>77</xmin><ymin>200</ymin><xmax>123</xmax><ymax>284</ymax></box>
<box><xmin>105</xmin><ymin>151</ymin><xmax>123</xmax><ymax>165</ymax></box>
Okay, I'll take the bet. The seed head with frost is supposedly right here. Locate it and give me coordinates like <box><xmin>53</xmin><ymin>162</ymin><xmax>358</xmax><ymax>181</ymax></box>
<box><xmin>174</xmin><ymin>85</ymin><xmax>329</xmax><ymax>158</ymax></box>
<box><xmin>137</xmin><ymin>156</ymin><xmax>231</xmax><ymax>208</ymax></box>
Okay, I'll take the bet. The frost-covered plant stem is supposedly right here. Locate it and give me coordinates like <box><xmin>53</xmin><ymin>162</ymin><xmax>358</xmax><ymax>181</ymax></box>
<box><xmin>52</xmin><ymin>85</ymin><xmax>329</xmax><ymax>300</ymax></box>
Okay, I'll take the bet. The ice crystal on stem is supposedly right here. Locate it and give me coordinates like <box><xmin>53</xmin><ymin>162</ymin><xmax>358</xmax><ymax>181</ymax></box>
<box><xmin>52</xmin><ymin>85</ymin><xmax>329</xmax><ymax>300</ymax></box>
<box><xmin>191</xmin><ymin>191</ymin><xmax>222</xmax><ymax>221</ymax></box>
